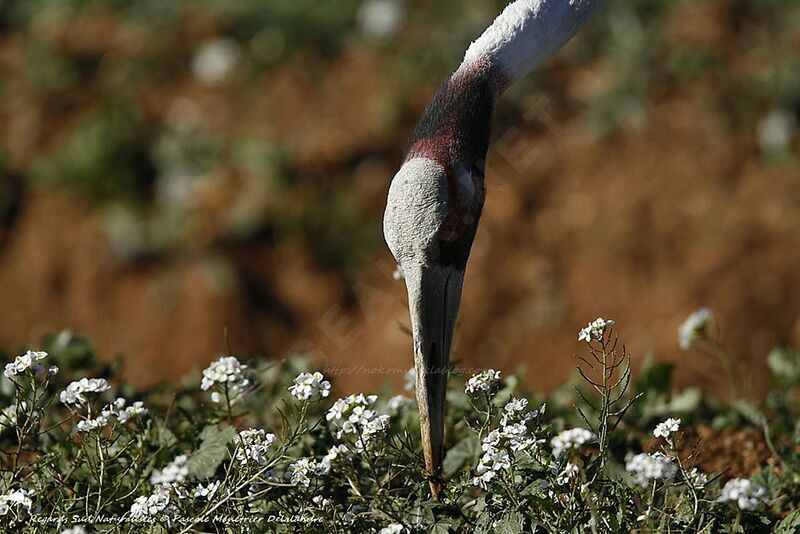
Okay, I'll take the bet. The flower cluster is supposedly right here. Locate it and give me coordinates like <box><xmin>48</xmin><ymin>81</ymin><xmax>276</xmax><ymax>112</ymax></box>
<box><xmin>235</xmin><ymin>428</ymin><xmax>276</xmax><ymax>465</ymax></box>
<box><xmin>200</xmin><ymin>356</ymin><xmax>250</xmax><ymax>404</ymax></box>
<box><xmin>320</xmin><ymin>444</ymin><xmax>350</xmax><ymax>473</ymax></box>
<box><xmin>73</xmin><ymin>397</ymin><xmax>147</xmax><ymax>434</ymax></box>
<box><xmin>358</xmin><ymin>0</ymin><xmax>405</xmax><ymax>41</ymax></box>
<box><xmin>465</xmin><ymin>369</ymin><xmax>501</xmax><ymax>396</ymax></box>
<box><xmin>687</xmin><ymin>468</ymin><xmax>708</xmax><ymax>489</ymax></box>
<box><xmin>473</xmin><ymin>398</ymin><xmax>542</xmax><ymax>488</ymax></box>
<box><xmin>0</xmin><ymin>488</ymin><xmax>33</xmax><ymax>518</ymax></box>
<box><xmin>555</xmin><ymin>463</ymin><xmax>580</xmax><ymax>485</ymax></box>
<box><xmin>653</xmin><ymin>418</ymin><xmax>681</xmax><ymax>439</ymax></box>
<box><xmin>4</xmin><ymin>350</ymin><xmax>54</xmax><ymax>378</ymax></box>
<box><xmin>0</xmin><ymin>402</ymin><xmax>25</xmax><ymax>432</ymax></box>
<box><xmin>312</xmin><ymin>495</ymin><xmax>332</xmax><ymax>508</ymax></box>
<box><xmin>578</xmin><ymin>317</ymin><xmax>615</xmax><ymax>343</ymax></box>
<box><xmin>287</xmin><ymin>457</ymin><xmax>324</xmax><ymax>488</ymax></box>
<box><xmin>151</xmin><ymin>455</ymin><xmax>189</xmax><ymax>486</ymax></box>
<box><xmin>60</xmin><ymin>378</ymin><xmax>110</xmax><ymax>405</ymax></box>
<box><xmin>76</xmin><ymin>416</ymin><xmax>109</xmax><ymax>433</ymax></box>
<box><xmin>719</xmin><ymin>478</ymin><xmax>767</xmax><ymax>510</ymax></box>
<box><xmin>102</xmin><ymin>397</ymin><xmax>148</xmax><ymax>424</ymax></box>
<box><xmin>678</xmin><ymin>308</ymin><xmax>712</xmax><ymax>350</ymax></box>
<box><xmin>289</xmin><ymin>372</ymin><xmax>331</xmax><ymax>402</ymax></box>
<box><xmin>129</xmin><ymin>486</ymin><xmax>171</xmax><ymax>520</ymax></box>
<box><xmin>326</xmin><ymin>394</ymin><xmax>390</xmax><ymax>451</ymax></box>
<box><xmin>625</xmin><ymin>452</ymin><xmax>678</xmax><ymax>487</ymax></box>
<box><xmin>386</xmin><ymin>394</ymin><xmax>411</xmax><ymax>413</ymax></box>
<box><xmin>379</xmin><ymin>523</ymin><xmax>408</xmax><ymax>534</ymax></box>
<box><xmin>551</xmin><ymin>428</ymin><xmax>597</xmax><ymax>457</ymax></box>
<box><xmin>192</xmin><ymin>37</ymin><xmax>240</xmax><ymax>86</ymax></box>
<box><xmin>193</xmin><ymin>480</ymin><xmax>222</xmax><ymax>499</ymax></box>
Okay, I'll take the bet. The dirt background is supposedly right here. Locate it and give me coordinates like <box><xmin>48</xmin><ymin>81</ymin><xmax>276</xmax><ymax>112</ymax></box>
<box><xmin>0</xmin><ymin>1</ymin><xmax>798</xmax><ymax>399</ymax></box>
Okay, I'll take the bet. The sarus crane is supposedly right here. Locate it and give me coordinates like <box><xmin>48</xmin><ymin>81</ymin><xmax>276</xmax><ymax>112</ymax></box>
<box><xmin>383</xmin><ymin>0</ymin><xmax>606</xmax><ymax>499</ymax></box>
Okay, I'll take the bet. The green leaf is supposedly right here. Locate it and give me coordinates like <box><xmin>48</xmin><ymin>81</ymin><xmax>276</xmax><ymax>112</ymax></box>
<box><xmin>775</xmin><ymin>509</ymin><xmax>800</xmax><ymax>533</ymax></box>
<box><xmin>734</xmin><ymin>399</ymin><xmax>767</xmax><ymax>428</ymax></box>
<box><xmin>157</xmin><ymin>426</ymin><xmax>177</xmax><ymax>448</ymax></box>
<box><xmin>443</xmin><ymin>435</ymin><xmax>479</xmax><ymax>477</ymax></box>
<box><xmin>187</xmin><ymin>424</ymin><xmax>237</xmax><ymax>479</ymax></box>
<box><xmin>495</xmin><ymin>511</ymin><xmax>524</xmax><ymax>534</ymax></box>
<box><xmin>752</xmin><ymin>466</ymin><xmax>781</xmax><ymax>498</ymax></box>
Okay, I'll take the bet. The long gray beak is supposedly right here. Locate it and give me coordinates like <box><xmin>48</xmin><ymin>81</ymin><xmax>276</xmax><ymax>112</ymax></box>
<box><xmin>404</xmin><ymin>264</ymin><xmax>464</xmax><ymax>500</ymax></box>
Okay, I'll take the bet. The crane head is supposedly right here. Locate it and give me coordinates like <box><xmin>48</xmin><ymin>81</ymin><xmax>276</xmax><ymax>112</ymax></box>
<box><xmin>384</xmin><ymin>156</ymin><xmax>484</xmax><ymax>499</ymax></box>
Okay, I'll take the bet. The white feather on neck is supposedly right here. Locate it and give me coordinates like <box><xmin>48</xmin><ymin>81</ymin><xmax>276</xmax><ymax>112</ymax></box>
<box><xmin>459</xmin><ymin>0</ymin><xmax>606</xmax><ymax>83</ymax></box>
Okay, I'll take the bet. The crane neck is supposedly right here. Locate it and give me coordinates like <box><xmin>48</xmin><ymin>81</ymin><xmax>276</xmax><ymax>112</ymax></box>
<box><xmin>459</xmin><ymin>0</ymin><xmax>606</xmax><ymax>86</ymax></box>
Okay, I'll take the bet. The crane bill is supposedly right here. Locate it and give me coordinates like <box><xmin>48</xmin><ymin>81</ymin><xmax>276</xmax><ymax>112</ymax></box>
<box><xmin>404</xmin><ymin>264</ymin><xmax>465</xmax><ymax>500</ymax></box>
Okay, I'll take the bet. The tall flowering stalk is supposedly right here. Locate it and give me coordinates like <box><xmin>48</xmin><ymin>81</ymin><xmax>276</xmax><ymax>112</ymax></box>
<box><xmin>574</xmin><ymin>318</ymin><xmax>642</xmax><ymax>475</ymax></box>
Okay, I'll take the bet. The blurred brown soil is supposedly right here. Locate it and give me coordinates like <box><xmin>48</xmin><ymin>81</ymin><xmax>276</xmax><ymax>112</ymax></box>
<box><xmin>1</xmin><ymin>87</ymin><xmax>798</xmax><ymax>397</ymax></box>
<box><xmin>1</xmin><ymin>0</ymin><xmax>800</xmax><ymax>402</ymax></box>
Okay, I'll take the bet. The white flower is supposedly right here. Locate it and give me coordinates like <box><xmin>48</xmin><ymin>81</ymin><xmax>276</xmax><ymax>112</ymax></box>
<box><xmin>719</xmin><ymin>478</ymin><xmax>767</xmax><ymax>511</ymax></box>
<box><xmin>201</xmin><ymin>356</ymin><xmax>250</xmax><ymax>404</ymax></box>
<box><xmin>129</xmin><ymin>486</ymin><xmax>171</xmax><ymax>520</ymax></box>
<box><xmin>403</xmin><ymin>368</ymin><xmax>415</xmax><ymax>392</ymax></box>
<box><xmin>385</xmin><ymin>395</ymin><xmax>411</xmax><ymax>413</ymax></box>
<box><xmin>474</xmin><ymin>443</ymin><xmax>511</xmax><ymax>486</ymax></box>
<box><xmin>287</xmin><ymin>458</ymin><xmax>322</xmax><ymax>488</ymax></box>
<box><xmin>551</xmin><ymin>428</ymin><xmax>597</xmax><ymax>457</ymax></box>
<box><xmin>472</xmin><ymin>469</ymin><xmax>496</xmax><ymax>489</ymax></box>
<box><xmin>465</xmin><ymin>369</ymin><xmax>501</xmax><ymax>396</ymax></box>
<box><xmin>687</xmin><ymin>468</ymin><xmax>708</xmax><ymax>489</ymax></box>
<box><xmin>4</xmin><ymin>350</ymin><xmax>48</xmax><ymax>378</ymax></box>
<box><xmin>151</xmin><ymin>455</ymin><xmax>189</xmax><ymax>486</ymax></box>
<box><xmin>312</xmin><ymin>495</ymin><xmax>332</xmax><ymax>507</ymax></box>
<box><xmin>625</xmin><ymin>452</ymin><xmax>678</xmax><ymax>487</ymax></box>
<box><xmin>76</xmin><ymin>415</ymin><xmax>109</xmax><ymax>433</ymax></box>
<box><xmin>60</xmin><ymin>527</ymin><xmax>88</xmax><ymax>534</ymax></box>
<box><xmin>320</xmin><ymin>444</ymin><xmax>350</xmax><ymax>473</ymax></box>
<box><xmin>118</xmin><ymin>401</ymin><xmax>148</xmax><ymax>423</ymax></box>
<box><xmin>193</xmin><ymin>481</ymin><xmax>221</xmax><ymax>499</ymax></box>
<box><xmin>235</xmin><ymin>428</ymin><xmax>276</xmax><ymax>465</ymax></box>
<box><xmin>326</xmin><ymin>394</ymin><xmax>377</xmax><ymax>423</ymax></box>
<box><xmin>556</xmin><ymin>463</ymin><xmax>580</xmax><ymax>485</ymax></box>
<box><xmin>0</xmin><ymin>488</ymin><xmax>33</xmax><ymax>517</ymax></box>
<box><xmin>0</xmin><ymin>402</ymin><xmax>25</xmax><ymax>432</ymax></box>
<box><xmin>101</xmin><ymin>398</ymin><xmax>148</xmax><ymax>424</ymax></box>
<box><xmin>472</xmin><ymin>399</ymin><xmax>544</xmax><ymax>488</ymax></box>
<box><xmin>289</xmin><ymin>372</ymin><xmax>331</xmax><ymax>402</ymax></box>
<box><xmin>577</xmin><ymin>317</ymin><xmax>615</xmax><ymax>343</ymax></box>
<box><xmin>757</xmin><ymin>108</ymin><xmax>796</xmax><ymax>156</ymax></box>
<box><xmin>653</xmin><ymin>418</ymin><xmax>681</xmax><ymax>439</ymax></box>
<box><xmin>379</xmin><ymin>523</ymin><xmax>407</xmax><ymax>534</ymax></box>
<box><xmin>361</xmin><ymin>414</ymin><xmax>390</xmax><ymax>449</ymax></box>
<box><xmin>192</xmin><ymin>38</ymin><xmax>240</xmax><ymax>85</ymax></box>
<box><xmin>504</xmin><ymin>397</ymin><xmax>528</xmax><ymax>414</ymax></box>
<box><xmin>473</xmin><ymin>403</ymin><xmax>544</xmax><ymax>489</ymax></box>
<box><xmin>678</xmin><ymin>308</ymin><xmax>712</xmax><ymax>349</ymax></box>
<box><xmin>357</xmin><ymin>0</ymin><xmax>404</xmax><ymax>40</ymax></box>
<box><xmin>326</xmin><ymin>394</ymin><xmax>388</xmax><ymax>450</ymax></box>
<box><xmin>60</xmin><ymin>378</ymin><xmax>110</xmax><ymax>405</ymax></box>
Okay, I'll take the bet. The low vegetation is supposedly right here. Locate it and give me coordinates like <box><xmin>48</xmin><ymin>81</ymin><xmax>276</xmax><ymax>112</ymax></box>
<box><xmin>1</xmin><ymin>312</ymin><xmax>799</xmax><ymax>532</ymax></box>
